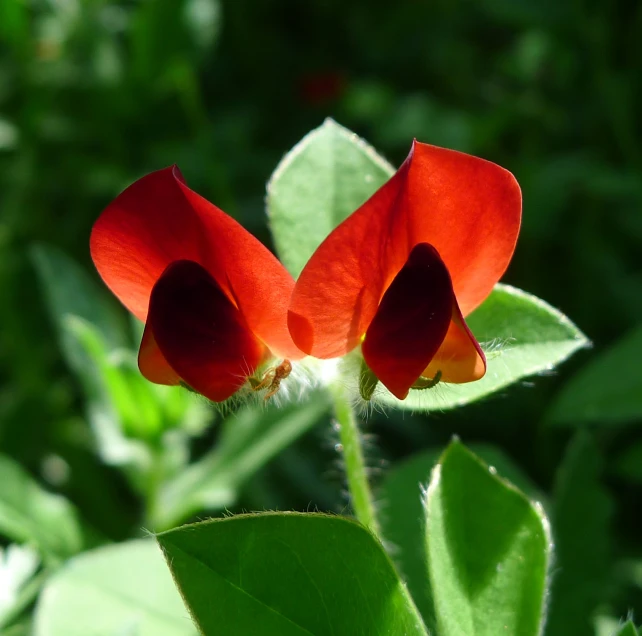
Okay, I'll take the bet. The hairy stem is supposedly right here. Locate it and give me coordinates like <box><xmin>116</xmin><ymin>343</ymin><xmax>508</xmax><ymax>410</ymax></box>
<box><xmin>330</xmin><ymin>384</ymin><xmax>381</xmax><ymax>536</ymax></box>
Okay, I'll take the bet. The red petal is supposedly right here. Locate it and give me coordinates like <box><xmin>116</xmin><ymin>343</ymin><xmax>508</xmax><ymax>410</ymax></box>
<box><xmin>289</xmin><ymin>141</ymin><xmax>520</xmax><ymax>358</ymax></box>
<box><xmin>144</xmin><ymin>260</ymin><xmax>267</xmax><ymax>402</ymax></box>
<box><xmin>361</xmin><ymin>243</ymin><xmax>452</xmax><ymax>399</ymax></box>
<box><xmin>90</xmin><ymin>167</ymin><xmax>300</xmax><ymax>358</ymax></box>
<box><xmin>406</xmin><ymin>142</ymin><xmax>521</xmax><ymax>315</ymax></box>
<box><xmin>138</xmin><ymin>327</ymin><xmax>181</xmax><ymax>386</ymax></box>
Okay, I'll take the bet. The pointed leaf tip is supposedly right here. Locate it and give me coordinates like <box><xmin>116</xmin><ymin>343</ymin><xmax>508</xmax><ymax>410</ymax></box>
<box><xmin>424</xmin><ymin>441</ymin><xmax>550</xmax><ymax>636</ymax></box>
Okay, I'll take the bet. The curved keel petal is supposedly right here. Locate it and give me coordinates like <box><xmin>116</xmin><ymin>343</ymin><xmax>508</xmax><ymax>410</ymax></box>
<box><xmin>362</xmin><ymin>243</ymin><xmax>453</xmax><ymax>400</ymax></box>
<box><xmin>144</xmin><ymin>260</ymin><xmax>267</xmax><ymax>402</ymax></box>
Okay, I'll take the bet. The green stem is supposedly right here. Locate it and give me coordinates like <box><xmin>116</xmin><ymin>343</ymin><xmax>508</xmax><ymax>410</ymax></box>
<box><xmin>142</xmin><ymin>445</ymin><xmax>165</xmax><ymax>530</ymax></box>
<box><xmin>330</xmin><ymin>384</ymin><xmax>381</xmax><ymax>537</ymax></box>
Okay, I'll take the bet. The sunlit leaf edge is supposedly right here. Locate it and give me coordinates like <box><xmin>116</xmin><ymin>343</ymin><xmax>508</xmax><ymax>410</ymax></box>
<box><xmin>425</xmin><ymin>440</ymin><xmax>552</xmax><ymax>636</ymax></box>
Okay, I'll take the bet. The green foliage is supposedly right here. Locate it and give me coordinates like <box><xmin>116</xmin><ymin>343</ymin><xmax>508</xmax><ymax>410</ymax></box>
<box><xmin>33</xmin><ymin>540</ymin><xmax>195</xmax><ymax>636</ymax></box>
<box><xmin>548</xmin><ymin>325</ymin><xmax>642</xmax><ymax>427</ymax></box>
<box><xmin>155</xmin><ymin>394</ymin><xmax>330</xmax><ymax>529</ymax></box>
<box><xmin>614</xmin><ymin>622</ymin><xmax>640</xmax><ymax>636</ymax></box>
<box><xmin>1</xmin><ymin>624</ymin><xmax>32</xmax><ymax>636</ymax></box>
<box><xmin>1</xmin><ymin>0</ymin><xmax>641</xmax><ymax>630</ymax></box>
<box><xmin>424</xmin><ymin>441</ymin><xmax>550</xmax><ymax>636</ymax></box>
<box><xmin>0</xmin><ymin>0</ymin><xmax>29</xmax><ymax>56</ymax></box>
<box><xmin>0</xmin><ymin>455</ymin><xmax>85</xmax><ymax>565</ymax></box>
<box><xmin>31</xmin><ymin>244</ymin><xmax>129</xmax><ymax>360</ymax></box>
<box><xmin>66</xmin><ymin>316</ymin><xmax>194</xmax><ymax>441</ymax></box>
<box><xmin>546</xmin><ymin>433</ymin><xmax>612</xmax><ymax>636</ymax></box>
<box><xmin>0</xmin><ymin>544</ymin><xmax>42</xmax><ymax>631</ymax></box>
<box><xmin>614</xmin><ymin>441</ymin><xmax>642</xmax><ymax>486</ymax></box>
<box><xmin>380</xmin><ymin>443</ymin><xmax>541</xmax><ymax>628</ymax></box>
<box><xmin>158</xmin><ymin>512</ymin><xmax>427</xmax><ymax>635</ymax></box>
<box><xmin>130</xmin><ymin>0</ymin><xmax>220</xmax><ymax>82</ymax></box>
<box><xmin>268</xmin><ymin>118</ymin><xmax>393</xmax><ymax>277</ymax></box>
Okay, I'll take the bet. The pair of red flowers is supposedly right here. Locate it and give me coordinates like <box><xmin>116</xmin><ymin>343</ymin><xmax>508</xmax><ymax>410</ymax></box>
<box><xmin>90</xmin><ymin>142</ymin><xmax>521</xmax><ymax>403</ymax></box>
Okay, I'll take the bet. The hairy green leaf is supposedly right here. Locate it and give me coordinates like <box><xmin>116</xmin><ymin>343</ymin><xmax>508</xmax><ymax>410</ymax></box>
<box><xmin>424</xmin><ymin>441</ymin><xmax>550</xmax><ymax>635</ymax></box>
<box><xmin>548</xmin><ymin>324</ymin><xmax>642</xmax><ymax>427</ymax></box>
<box><xmin>546</xmin><ymin>432</ymin><xmax>612</xmax><ymax>636</ymax></box>
<box><xmin>33</xmin><ymin>540</ymin><xmax>195</xmax><ymax>636</ymax></box>
<box><xmin>380</xmin><ymin>444</ymin><xmax>542</xmax><ymax>628</ymax></box>
<box><xmin>0</xmin><ymin>455</ymin><xmax>84</xmax><ymax>564</ymax></box>
<box><xmin>159</xmin><ymin>512</ymin><xmax>428</xmax><ymax>635</ymax></box>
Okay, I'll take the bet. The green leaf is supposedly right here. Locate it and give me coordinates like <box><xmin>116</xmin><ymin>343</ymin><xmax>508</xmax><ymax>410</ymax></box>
<box><xmin>424</xmin><ymin>441</ymin><xmax>550</xmax><ymax>636</ymax></box>
<box><xmin>546</xmin><ymin>432</ymin><xmax>612</xmax><ymax>636</ymax></box>
<box><xmin>611</xmin><ymin>622</ymin><xmax>639</xmax><ymax>636</ymax></box>
<box><xmin>547</xmin><ymin>324</ymin><xmax>642</xmax><ymax>427</ymax></box>
<box><xmin>184</xmin><ymin>0</ymin><xmax>221</xmax><ymax>53</ymax></box>
<box><xmin>595</xmin><ymin>615</ymin><xmax>623</xmax><ymax>636</ymax></box>
<box><xmin>380</xmin><ymin>444</ymin><xmax>542</xmax><ymax>629</ymax></box>
<box><xmin>57</xmin><ymin>316</ymin><xmax>152</xmax><ymax>470</ymax></box>
<box><xmin>614</xmin><ymin>441</ymin><xmax>642</xmax><ymax>486</ymax></box>
<box><xmin>0</xmin><ymin>455</ymin><xmax>84</xmax><ymax>564</ymax></box>
<box><xmin>0</xmin><ymin>544</ymin><xmax>42</xmax><ymax>629</ymax></box>
<box><xmin>0</xmin><ymin>117</ymin><xmax>19</xmax><ymax>150</ymax></box>
<box><xmin>0</xmin><ymin>623</ymin><xmax>32</xmax><ymax>636</ymax></box>
<box><xmin>0</xmin><ymin>0</ymin><xmax>29</xmax><ymax>55</ymax></box>
<box><xmin>31</xmin><ymin>246</ymin><xmax>134</xmax><ymax>461</ymax></box>
<box><xmin>376</xmin><ymin>284</ymin><xmax>589</xmax><ymax>410</ymax></box>
<box><xmin>30</xmin><ymin>244</ymin><xmax>128</xmax><ymax>370</ymax></box>
<box><xmin>158</xmin><ymin>512</ymin><xmax>428</xmax><ymax>635</ymax></box>
<box><xmin>155</xmin><ymin>393</ymin><xmax>330</xmax><ymax>529</ymax></box>
<box><xmin>267</xmin><ymin>118</ymin><xmax>394</xmax><ymax>278</ymax></box>
<box><xmin>33</xmin><ymin>540</ymin><xmax>196</xmax><ymax>636</ymax></box>
<box><xmin>67</xmin><ymin>317</ymin><xmax>208</xmax><ymax>442</ymax></box>
<box><xmin>66</xmin><ymin>316</ymin><xmax>164</xmax><ymax>438</ymax></box>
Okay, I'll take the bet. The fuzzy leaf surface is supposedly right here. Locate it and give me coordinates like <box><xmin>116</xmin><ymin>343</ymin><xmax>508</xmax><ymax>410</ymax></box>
<box><xmin>159</xmin><ymin>512</ymin><xmax>428</xmax><ymax>635</ymax></box>
<box><xmin>424</xmin><ymin>441</ymin><xmax>550</xmax><ymax>635</ymax></box>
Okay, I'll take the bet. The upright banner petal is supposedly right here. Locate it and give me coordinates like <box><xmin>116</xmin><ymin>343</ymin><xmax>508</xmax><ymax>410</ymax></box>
<box><xmin>405</xmin><ymin>143</ymin><xmax>521</xmax><ymax>315</ymax></box>
<box><xmin>90</xmin><ymin>167</ymin><xmax>206</xmax><ymax>322</ymax></box>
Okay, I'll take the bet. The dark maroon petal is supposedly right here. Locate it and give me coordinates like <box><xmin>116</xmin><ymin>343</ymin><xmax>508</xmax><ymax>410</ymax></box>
<box><xmin>144</xmin><ymin>260</ymin><xmax>267</xmax><ymax>402</ymax></box>
<box><xmin>362</xmin><ymin>243</ymin><xmax>454</xmax><ymax>400</ymax></box>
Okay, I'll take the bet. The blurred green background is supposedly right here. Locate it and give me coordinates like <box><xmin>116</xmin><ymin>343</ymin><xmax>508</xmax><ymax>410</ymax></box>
<box><xmin>1</xmin><ymin>0</ymin><xmax>641</xmax><ymax>632</ymax></box>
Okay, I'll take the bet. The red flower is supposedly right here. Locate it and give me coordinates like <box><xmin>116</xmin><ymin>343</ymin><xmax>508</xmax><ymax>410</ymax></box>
<box><xmin>90</xmin><ymin>167</ymin><xmax>301</xmax><ymax>402</ymax></box>
<box><xmin>288</xmin><ymin>142</ymin><xmax>521</xmax><ymax>400</ymax></box>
